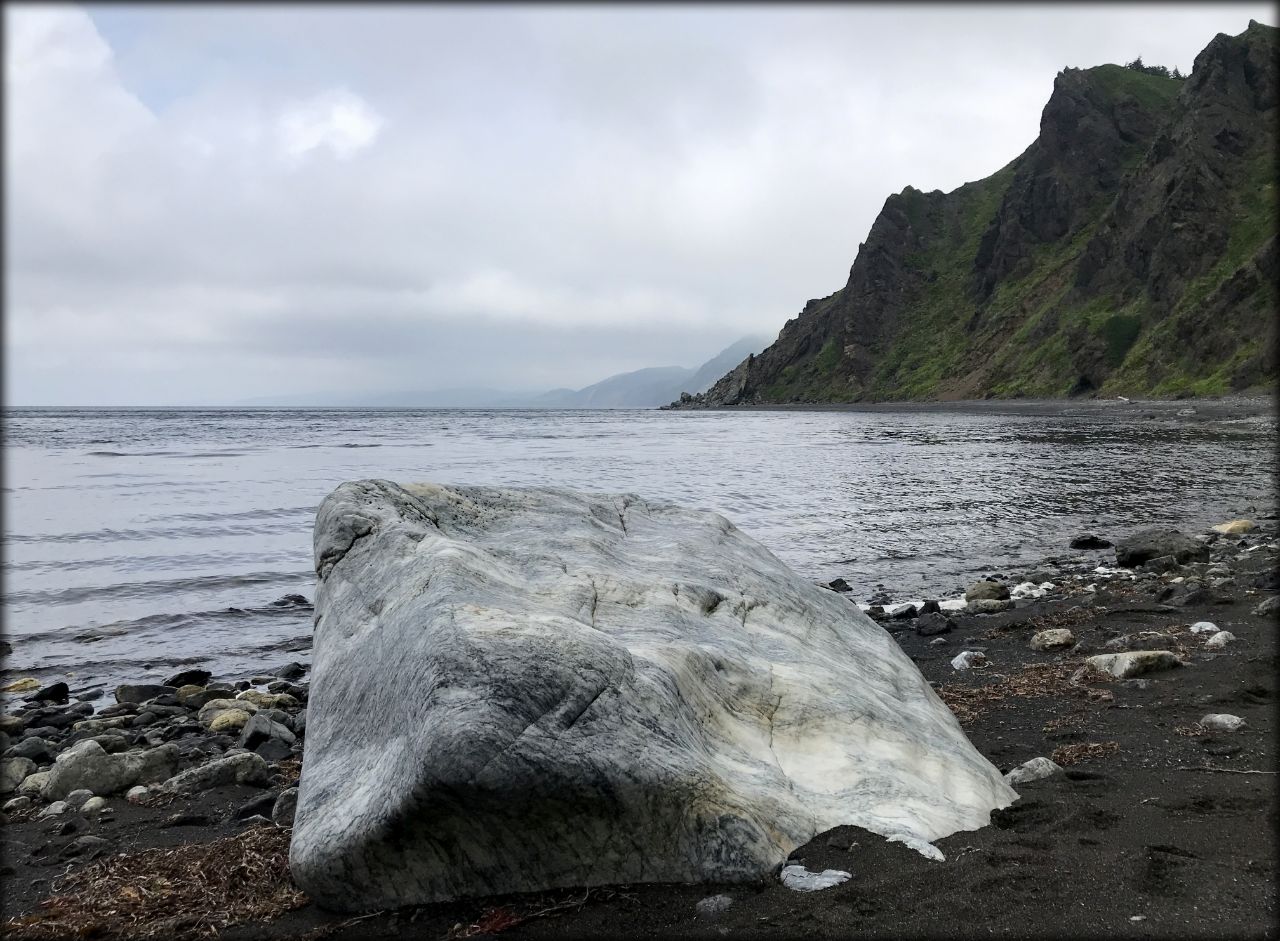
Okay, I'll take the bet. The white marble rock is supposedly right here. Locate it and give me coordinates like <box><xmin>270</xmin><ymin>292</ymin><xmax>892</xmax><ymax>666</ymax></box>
<box><xmin>290</xmin><ymin>481</ymin><xmax>1017</xmax><ymax>911</ymax></box>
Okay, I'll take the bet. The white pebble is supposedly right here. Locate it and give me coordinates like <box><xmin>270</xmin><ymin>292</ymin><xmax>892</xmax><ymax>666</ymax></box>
<box><xmin>951</xmin><ymin>650</ymin><xmax>987</xmax><ymax>671</ymax></box>
<box><xmin>1199</xmin><ymin>714</ymin><xmax>1246</xmax><ymax>732</ymax></box>
<box><xmin>1189</xmin><ymin>622</ymin><xmax>1219</xmax><ymax>634</ymax></box>
<box><xmin>780</xmin><ymin>864</ymin><xmax>852</xmax><ymax>892</ymax></box>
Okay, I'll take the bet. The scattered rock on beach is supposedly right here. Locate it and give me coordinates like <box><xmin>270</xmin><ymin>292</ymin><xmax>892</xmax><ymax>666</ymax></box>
<box><xmin>1029</xmin><ymin>629</ymin><xmax>1075</xmax><ymax>651</ymax></box>
<box><xmin>291</xmin><ymin>480</ymin><xmax>1016</xmax><ymax>910</ymax></box>
<box><xmin>1086</xmin><ymin>651</ymin><xmax>1182</xmax><ymax>679</ymax></box>
<box><xmin>915</xmin><ymin>612</ymin><xmax>954</xmax><ymax>636</ymax></box>
<box><xmin>780</xmin><ymin>864</ymin><xmax>853</xmax><ymax>892</ymax></box>
<box><xmin>1253</xmin><ymin>596</ymin><xmax>1280</xmax><ymax>617</ymax></box>
<box><xmin>40</xmin><ymin>740</ymin><xmax>180</xmax><ymax>800</ymax></box>
<box><xmin>695</xmin><ymin>894</ymin><xmax>734</xmax><ymax>918</ymax></box>
<box><xmin>1003</xmin><ymin>756</ymin><xmax>1063</xmax><ymax>786</ymax></box>
<box><xmin>1070</xmin><ymin>534</ymin><xmax>1113</xmax><ymax>549</ymax></box>
<box><xmin>208</xmin><ymin>710</ymin><xmax>254</xmax><ymax>734</ymax></box>
<box><xmin>964</xmin><ymin>580</ymin><xmax>1010</xmax><ymax>601</ymax></box>
<box><xmin>1</xmin><ymin>756</ymin><xmax>37</xmax><ymax>794</ymax></box>
<box><xmin>951</xmin><ymin>650</ymin><xmax>988</xmax><ymax>671</ymax></box>
<box><xmin>1199</xmin><ymin>714</ymin><xmax>1247</xmax><ymax>732</ymax></box>
<box><xmin>197</xmin><ymin>699</ymin><xmax>258</xmax><ymax>726</ymax></box>
<box><xmin>164</xmin><ymin>669</ymin><xmax>212</xmax><ymax>688</ymax></box>
<box><xmin>1189</xmin><ymin>621</ymin><xmax>1219</xmax><ymax>634</ymax></box>
<box><xmin>162</xmin><ymin>752</ymin><xmax>271</xmax><ymax>794</ymax></box>
<box><xmin>1115</xmin><ymin>528</ymin><xmax>1208</xmax><ymax>568</ymax></box>
<box><xmin>114</xmin><ymin>684</ymin><xmax>177</xmax><ymax>704</ymax></box>
<box><xmin>272</xmin><ymin>786</ymin><xmax>298</xmax><ymax>827</ymax></box>
<box><xmin>966</xmin><ymin>599</ymin><xmax>1011</xmax><ymax>615</ymax></box>
<box><xmin>1204</xmin><ymin>631</ymin><xmax>1236</xmax><ymax>649</ymax></box>
<box><xmin>26</xmin><ymin>682</ymin><xmax>70</xmax><ymax>704</ymax></box>
<box><xmin>1211</xmin><ymin>519</ymin><xmax>1256</xmax><ymax>535</ymax></box>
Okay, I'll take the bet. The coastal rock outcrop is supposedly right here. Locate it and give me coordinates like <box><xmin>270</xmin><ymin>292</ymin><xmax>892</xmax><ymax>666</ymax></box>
<box><xmin>291</xmin><ymin>480</ymin><xmax>1017</xmax><ymax>911</ymax></box>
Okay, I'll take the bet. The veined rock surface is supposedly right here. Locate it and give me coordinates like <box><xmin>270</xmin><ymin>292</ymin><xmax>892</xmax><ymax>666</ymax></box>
<box><xmin>290</xmin><ymin>481</ymin><xmax>1016</xmax><ymax>910</ymax></box>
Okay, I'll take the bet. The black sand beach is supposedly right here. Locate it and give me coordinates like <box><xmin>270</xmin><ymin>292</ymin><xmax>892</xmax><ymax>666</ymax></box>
<box><xmin>2</xmin><ymin>510</ymin><xmax>1276</xmax><ymax>940</ymax></box>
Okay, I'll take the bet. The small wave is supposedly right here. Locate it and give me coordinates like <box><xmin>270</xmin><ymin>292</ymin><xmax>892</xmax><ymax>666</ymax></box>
<box><xmin>2</xmin><ymin>570</ymin><xmax>313</xmax><ymax>608</ymax></box>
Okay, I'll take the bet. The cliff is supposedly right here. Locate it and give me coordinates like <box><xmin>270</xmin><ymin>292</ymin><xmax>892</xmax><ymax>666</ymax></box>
<box><xmin>678</xmin><ymin>22</ymin><xmax>1277</xmax><ymax>407</ymax></box>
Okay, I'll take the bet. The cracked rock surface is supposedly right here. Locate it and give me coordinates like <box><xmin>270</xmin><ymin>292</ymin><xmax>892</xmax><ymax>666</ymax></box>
<box><xmin>291</xmin><ymin>480</ymin><xmax>1016</xmax><ymax>911</ymax></box>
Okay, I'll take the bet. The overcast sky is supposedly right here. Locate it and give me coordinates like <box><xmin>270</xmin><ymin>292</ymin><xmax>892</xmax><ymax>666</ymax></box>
<box><xmin>5</xmin><ymin>3</ymin><xmax>1273</xmax><ymax>405</ymax></box>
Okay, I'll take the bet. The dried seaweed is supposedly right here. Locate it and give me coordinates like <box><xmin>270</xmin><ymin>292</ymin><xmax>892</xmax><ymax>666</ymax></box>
<box><xmin>938</xmin><ymin>660</ymin><xmax>1100</xmax><ymax>726</ymax></box>
<box><xmin>3</xmin><ymin>823</ymin><xmax>306</xmax><ymax>940</ymax></box>
<box><xmin>1051</xmin><ymin>741</ymin><xmax>1119</xmax><ymax>766</ymax></box>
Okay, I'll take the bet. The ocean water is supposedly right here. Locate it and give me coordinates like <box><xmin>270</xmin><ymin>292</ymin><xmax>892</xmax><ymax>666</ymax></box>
<box><xmin>2</xmin><ymin>406</ymin><xmax>1275</xmax><ymax>694</ymax></box>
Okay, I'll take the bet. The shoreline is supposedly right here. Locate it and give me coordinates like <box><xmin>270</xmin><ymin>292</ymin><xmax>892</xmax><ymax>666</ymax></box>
<box><xmin>666</xmin><ymin>394</ymin><xmax>1278</xmax><ymax>421</ymax></box>
<box><xmin>2</xmin><ymin>514</ymin><xmax>1277</xmax><ymax>939</ymax></box>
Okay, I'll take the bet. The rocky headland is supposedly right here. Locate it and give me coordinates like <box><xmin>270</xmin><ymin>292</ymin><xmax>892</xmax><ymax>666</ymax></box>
<box><xmin>672</xmin><ymin>22</ymin><xmax>1277</xmax><ymax>407</ymax></box>
<box><xmin>1</xmin><ymin>497</ymin><xmax>1276</xmax><ymax>939</ymax></box>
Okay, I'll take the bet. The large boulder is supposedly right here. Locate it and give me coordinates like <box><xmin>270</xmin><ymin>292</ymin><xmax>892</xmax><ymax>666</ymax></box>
<box><xmin>1115</xmin><ymin>528</ymin><xmax>1209</xmax><ymax>567</ymax></box>
<box><xmin>291</xmin><ymin>481</ymin><xmax>1016</xmax><ymax>911</ymax></box>
<box><xmin>40</xmin><ymin>741</ymin><xmax>180</xmax><ymax>800</ymax></box>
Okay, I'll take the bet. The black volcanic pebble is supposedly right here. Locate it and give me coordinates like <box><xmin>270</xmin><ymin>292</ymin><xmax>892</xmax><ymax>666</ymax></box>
<box><xmin>164</xmin><ymin>668</ymin><xmax>213</xmax><ymax>688</ymax></box>
<box><xmin>25</xmin><ymin>682</ymin><xmax>69</xmax><ymax>705</ymax></box>
<box><xmin>915</xmin><ymin>613</ymin><xmax>955</xmax><ymax>636</ymax></box>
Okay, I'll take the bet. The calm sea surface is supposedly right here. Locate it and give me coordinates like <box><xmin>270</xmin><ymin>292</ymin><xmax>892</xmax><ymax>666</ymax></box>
<box><xmin>2</xmin><ymin>406</ymin><xmax>1275</xmax><ymax>693</ymax></box>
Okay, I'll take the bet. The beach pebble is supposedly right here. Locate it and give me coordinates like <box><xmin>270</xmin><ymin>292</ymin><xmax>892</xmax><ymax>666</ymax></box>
<box><xmin>915</xmin><ymin>612</ymin><xmax>954</xmax><ymax>636</ymax></box>
<box><xmin>695</xmin><ymin>894</ymin><xmax>734</xmax><ymax>918</ymax></box>
<box><xmin>966</xmin><ymin>599</ymin><xmax>1011</xmax><ymax>615</ymax></box>
<box><xmin>3</xmin><ymin>795</ymin><xmax>32</xmax><ymax>813</ymax></box>
<box><xmin>272</xmin><ymin>786</ymin><xmax>299</xmax><ymax>827</ymax></box>
<box><xmin>239</xmin><ymin>714</ymin><xmax>296</xmax><ymax>751</ymax></box>
<box><xmin>951</xmin><ymin>651</ymin><xmax>988</xmax><ymax>671</ymax></box>
<box><xmin>1086</xmin><ymin>651</ymin><xmax>1182</xmax><ymax>679</ymax></box>
<box><xmin>1</xmin><ymin>756</ymin><xmax>37</xmax><ymax>794</ymax></box>
<box><xmin>1189</xmin><ymin>621</ymin><xmax>1219</xmax><ymax>634</ymax></box>
<box><xmin>3</xmin><ymin>736</ymin><xmax>53</xmax><ymax>763</ymax></box>
<box><xmin>1199</xmin><ymin>714</ymin><xmax>1247</xmax><ymax>732</ymax></box>
<box><xmin>197</xmin><ymin>698</ymin><xmax>259</xmax><ymax>725</ymax></box>
<box><xmin>164</xmin><ymin>669</ymin><xmax>212</xmax><ymax>688</ymax></box>
<box><xmin>236</xmin><ymin>690</ymin><xmax>299</xmax><ymax>710</ymax></box>
<box><xmin>928</xmin><ymin>637</ymin><xmax>949</xmax><ymax>646</ymax></box>
<box><xmin>38</xmin><ymin>800</ymin><xmax>69</xmax><ymax>818</ymax></box>
<box><xmin>40</xmin><ymin>740</ymin><xmax>181</xmax><ymax>800</ymax></box>
<box><xmin>63</xmin><ymin>788</ymin><xmax>94</xmax><ymax>809</ymax></box>
<box><xmin>780</xmin><ymin>864</ymin><xmax>852</xmax><ymax>892</ymax></box>
<box><xmin>125</xmin><ymin>785</ymin><xmax>151</xmax><ymax>804</ymax></box>
<box><xmin>1252</xmin><ymin>596</ymin><xmax>1280</xmax><ymax>617</ymax></box>
<box><xmin>1070</xmin><ymin>534</ymin><xmax>1113</xmax><ymax>550</ymax></box>
<box><xmin>208</xmin><ymin>709</ymin><xmax>254</xmax><ymax>734</ymax></box>
<box><xmin>114</xmin><ymin>684</ymin><xmax>177</xmax><ymax>705</ymax></box>
<box><xmin>1211</xmin><ymin>519</ymin><xmax>1255</xmax><ymax>535</ymax></box>
<box><xmin>80</xmin><ymin>795</ymin><xmax>108</xmax><ymax>814</ymax></box>
<box><xmin>1003</xmin><ymin>756</ymin><xmax>1063</xmax><ymax>786</ymax></box>
<box><xmin>1029</xmin><ymin>629</ymin><xmax>1075</xmax><ymax>651</ymax></box>
<box><xmin>18</xmin><ymin>770</ymin><xmax>50</xmax><ymax>797</ymax></box>
<box><xmin>162</xmin><ymin>751</ymin><xmax>271</xmax><ymax>794</ymax></box>
<box><xmin>1204</xmin><ymin>631</ymin><xmax>1236</xmax><ymax>649</ymax></box>
<box><xmin>964</xmin><ymin>580</ymin><xmax>1010</xmax><ymax>602</ymax></box>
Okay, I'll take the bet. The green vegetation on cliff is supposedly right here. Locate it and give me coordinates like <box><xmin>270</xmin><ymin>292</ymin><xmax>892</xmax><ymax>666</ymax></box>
<box><xmin>686</xmin><ymin>22</ymin><xmax>1277</xmax><ymax>407</ymax></box>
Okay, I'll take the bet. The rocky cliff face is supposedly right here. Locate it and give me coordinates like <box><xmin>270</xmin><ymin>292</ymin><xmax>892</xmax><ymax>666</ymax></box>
<box><xmin>679</xmin><ymin>22</ymin><xmax>1277</xmax><ymax>406</ymax></box>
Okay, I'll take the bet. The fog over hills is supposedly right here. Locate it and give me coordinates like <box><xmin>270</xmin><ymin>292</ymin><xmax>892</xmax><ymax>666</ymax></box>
<box><xmin>240</xmin><ymin>336</ymin><xmax>770</xmax><ymax>408</ymax></box>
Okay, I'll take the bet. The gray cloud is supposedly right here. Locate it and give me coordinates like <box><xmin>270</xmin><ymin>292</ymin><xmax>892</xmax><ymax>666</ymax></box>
<box><xmin>5</xmin><ymin>3</ymin><xmax>1273</xmax><ymax>404</ymax></box>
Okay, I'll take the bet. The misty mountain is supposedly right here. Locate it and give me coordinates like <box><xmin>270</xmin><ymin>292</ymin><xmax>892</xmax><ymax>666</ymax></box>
<box><xmin>531</xmin><ymin>336</ymin><xmax>770</xmax><ymax>407</ymax></box>
<box><xmin>237</xmin><ymin>336</ymin><xmax>770</xmax><ymax>408</ymax></box>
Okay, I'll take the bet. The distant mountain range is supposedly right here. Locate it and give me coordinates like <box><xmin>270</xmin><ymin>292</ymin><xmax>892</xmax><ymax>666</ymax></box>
<box><xmin>240</xmin><ymin>335</ymin><xmax>770</xmax><ymax>408</ymax></box>
<box><xmin>677</xmin><ymin>22</ymin><xmax>1277</xmax><ymax>407</ymax></box>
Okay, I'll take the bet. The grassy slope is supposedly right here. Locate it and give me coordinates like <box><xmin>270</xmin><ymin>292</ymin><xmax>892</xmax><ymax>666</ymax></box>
<box><xmin>755</xmin><ymin>58</ymin><xmax>1275</xmax><ymax>402</ymax></box>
